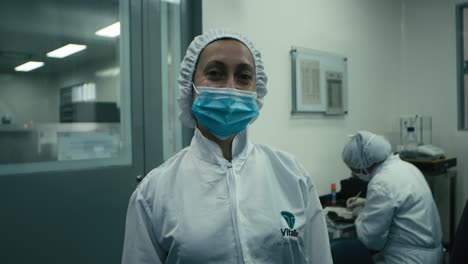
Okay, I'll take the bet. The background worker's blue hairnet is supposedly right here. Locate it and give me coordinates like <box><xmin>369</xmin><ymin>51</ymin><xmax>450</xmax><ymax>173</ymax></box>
<box><xmin>342</xmin><ymin>131</ymin><xmax>392</xmax><ymax>170</ymax></box>
<box><xmin>177</xmin><ymin>29</ymin><xmax>268</xmax><ymax>128</ymax></box>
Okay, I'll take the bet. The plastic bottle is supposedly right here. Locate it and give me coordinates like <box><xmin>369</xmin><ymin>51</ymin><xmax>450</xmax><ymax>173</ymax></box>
<box><xmin>330</xmin><ymin>183</ymin><xmax>337</xmax><ymax>206</ymax></box>
<box><xmin>404</xmin><ymin>126</ymin><xmax>419</xmax><ymax>152</ymax></box>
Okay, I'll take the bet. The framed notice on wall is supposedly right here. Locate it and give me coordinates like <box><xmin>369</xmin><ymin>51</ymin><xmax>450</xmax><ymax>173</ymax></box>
<box><xmin>290</xmin><ymin>47</ymin><xmax>348</xmax><ymax>115</ymax></box>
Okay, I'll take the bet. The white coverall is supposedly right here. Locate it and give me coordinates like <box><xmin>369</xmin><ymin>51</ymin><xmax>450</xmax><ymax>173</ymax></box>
<box><xmin>355</xmin><ymin>155</ymin><xmax>443</xmax><ymax>264</ymax></box>
<box><xmin>121</xmin><ymin>129</ymin><xmax>332</xmax><ymax>264</ymax></box>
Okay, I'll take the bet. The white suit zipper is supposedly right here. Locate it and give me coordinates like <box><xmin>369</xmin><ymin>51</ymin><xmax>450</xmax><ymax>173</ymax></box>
<box><xmin>226</xmin><ymin>162</ymin><xmax>245</xmax><ymax>263</ymax></box>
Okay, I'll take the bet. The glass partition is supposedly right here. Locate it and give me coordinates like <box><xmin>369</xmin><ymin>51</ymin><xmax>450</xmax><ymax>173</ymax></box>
<box><xmin>161</xmin><ymin>0</ymin><xmax>183</xmax><ymax>160</ymax></box>
<box><xmin>0</xmin><ymin>0</ymin><xmax>132</xmax><ymax>174</ymax></box>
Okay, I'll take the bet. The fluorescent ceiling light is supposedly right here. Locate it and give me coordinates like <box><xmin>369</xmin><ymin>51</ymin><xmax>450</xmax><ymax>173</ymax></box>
<box><xmin>15</xmin><ymin>61</ymin><xmax>44</xmax><ymax>72</ymax></box>
<box><xmin>47</xmin><ymin>44</ymin><xmax>87</xmax><ymax>58</ymax></box>
<box><xmin>95</xmin><ymin>67</ymin><xmax>120</xmax><ymax>77</ymax></box>
<box><xmin>95</xmin><ymin>22</ymin><xmax>120</xmax><ymax>37</ymax></box>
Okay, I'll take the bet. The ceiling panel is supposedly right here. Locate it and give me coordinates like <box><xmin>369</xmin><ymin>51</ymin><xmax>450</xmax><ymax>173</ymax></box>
<box><xmin>0</xmin><ymin>0</ymin><xmax>120</xmax><ymax>74</ymax></box>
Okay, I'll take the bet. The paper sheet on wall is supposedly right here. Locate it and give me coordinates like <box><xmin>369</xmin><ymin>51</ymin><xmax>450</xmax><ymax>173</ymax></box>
<box><xmin>300</xmin><ymin>60</ymin><xmax>321</xmax><ymax>105</ymax></box>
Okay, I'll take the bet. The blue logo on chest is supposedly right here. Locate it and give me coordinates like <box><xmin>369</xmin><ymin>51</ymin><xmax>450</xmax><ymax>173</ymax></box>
<box><xmin>280</xmin><ymin>211</ymin><xmax>298</xmax><ymax>237</ymax></box>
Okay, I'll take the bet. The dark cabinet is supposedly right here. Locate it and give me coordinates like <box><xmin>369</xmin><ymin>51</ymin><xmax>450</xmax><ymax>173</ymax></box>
<box><xmin>60</xmin><ymin>102</ymin><xmax>120</xmax><ymax>123</ymax></box>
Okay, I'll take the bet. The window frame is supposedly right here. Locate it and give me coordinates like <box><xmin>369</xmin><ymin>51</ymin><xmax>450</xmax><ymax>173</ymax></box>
<box><xmin>456</xmin><ymin>3</ymin><xmax>468</xmax><ymax>130</ymax></box>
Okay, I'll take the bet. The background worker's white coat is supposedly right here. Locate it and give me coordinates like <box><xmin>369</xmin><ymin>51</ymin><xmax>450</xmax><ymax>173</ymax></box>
<box><xmin>121</xmin><ymin>129</ymin><xmax>332</xmax><ymax>264</ymax></box>
<box><xmin>355</xmin><ymin>155</ymin><xmax>443</xmax><ymax>264</ymax></box>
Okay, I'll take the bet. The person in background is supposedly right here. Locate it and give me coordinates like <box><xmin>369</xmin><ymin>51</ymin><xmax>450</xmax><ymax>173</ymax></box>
<box><xmin>121</xmin><ymin>29</ymin><xmax>332</xmax><ymax>264</ymax></box>
<box><xmin>343</xmin><ymin>130</ymin><xmax>443</xmax><ymax>264</ymax></box>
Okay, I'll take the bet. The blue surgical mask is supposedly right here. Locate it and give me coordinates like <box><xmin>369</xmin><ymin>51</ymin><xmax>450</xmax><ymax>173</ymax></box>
<box><xmin>353</xmin><ymin>171</ymin><xmax>371</xmax><ymax>182</ymax></box>
<box><xmin>191</xmin><ymin>85</ymin><xmax>259</xmax><ymax>140</ymax></box>
<box><xmin>352</xmin><ymin>169</ymin><xmax>372</xmax><ymax>182</ymax></box>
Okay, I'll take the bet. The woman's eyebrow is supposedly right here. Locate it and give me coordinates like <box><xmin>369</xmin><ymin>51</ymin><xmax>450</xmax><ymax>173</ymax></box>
<box><xmin>236</xmin><ymin>63</ymin><xmax>254</xmax><ymax>72</ymax></box>
<box><xmin>204</xmin><ymin>60</ymin><xmax>226</xmax><ymax>69</ymax></box>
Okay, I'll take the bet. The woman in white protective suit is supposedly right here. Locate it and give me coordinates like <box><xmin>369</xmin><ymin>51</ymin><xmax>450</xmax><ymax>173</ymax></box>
<box><xmin>343</xmin><ymin>131</ymin><xmax>443</xmax><ymax>264</ymax></box>
<box><xmin>121</xmin><ymin>30</ymin><xmax>332</xmax><ymax>264</ymax></box>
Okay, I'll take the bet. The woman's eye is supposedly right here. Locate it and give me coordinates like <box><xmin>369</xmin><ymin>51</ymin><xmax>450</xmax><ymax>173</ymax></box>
<box><xmin>238</xmin><ymin>73</ymin><xmax>253</xmax><ymax>83</ymax></box>
<box><xmin>206</xmin><ymin>70</ymin><xmax>223</xmax><ymax>79</ymax></box>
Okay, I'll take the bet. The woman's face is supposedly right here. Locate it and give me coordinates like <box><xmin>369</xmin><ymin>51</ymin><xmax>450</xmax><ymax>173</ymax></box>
<box><xmin>193</xmin><ymin>39</ymin><xmax>256</xmax><ymax>92</ymax></box>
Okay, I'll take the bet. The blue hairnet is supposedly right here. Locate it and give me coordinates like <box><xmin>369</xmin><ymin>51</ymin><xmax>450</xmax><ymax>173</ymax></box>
<box><xmin>342</xmin><ymin>131</ymin><xmax>392</xmax><ymax>170</ymax></box>
<box><xmin>177</xmin><ymin>29</ymin><xmax>268</xmax><ymax>128</ymax></box>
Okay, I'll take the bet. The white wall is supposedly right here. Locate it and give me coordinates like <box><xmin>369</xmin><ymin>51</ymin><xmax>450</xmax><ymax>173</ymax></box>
<box><xmin>203</xmin><ymin>0</ymin><xmax>468</xmax><ymax>222</ymax></box>
<box><xmin>401</xmin><ymin>0</ymin><xmax>468</xmax><ymax>225</ymax></box>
